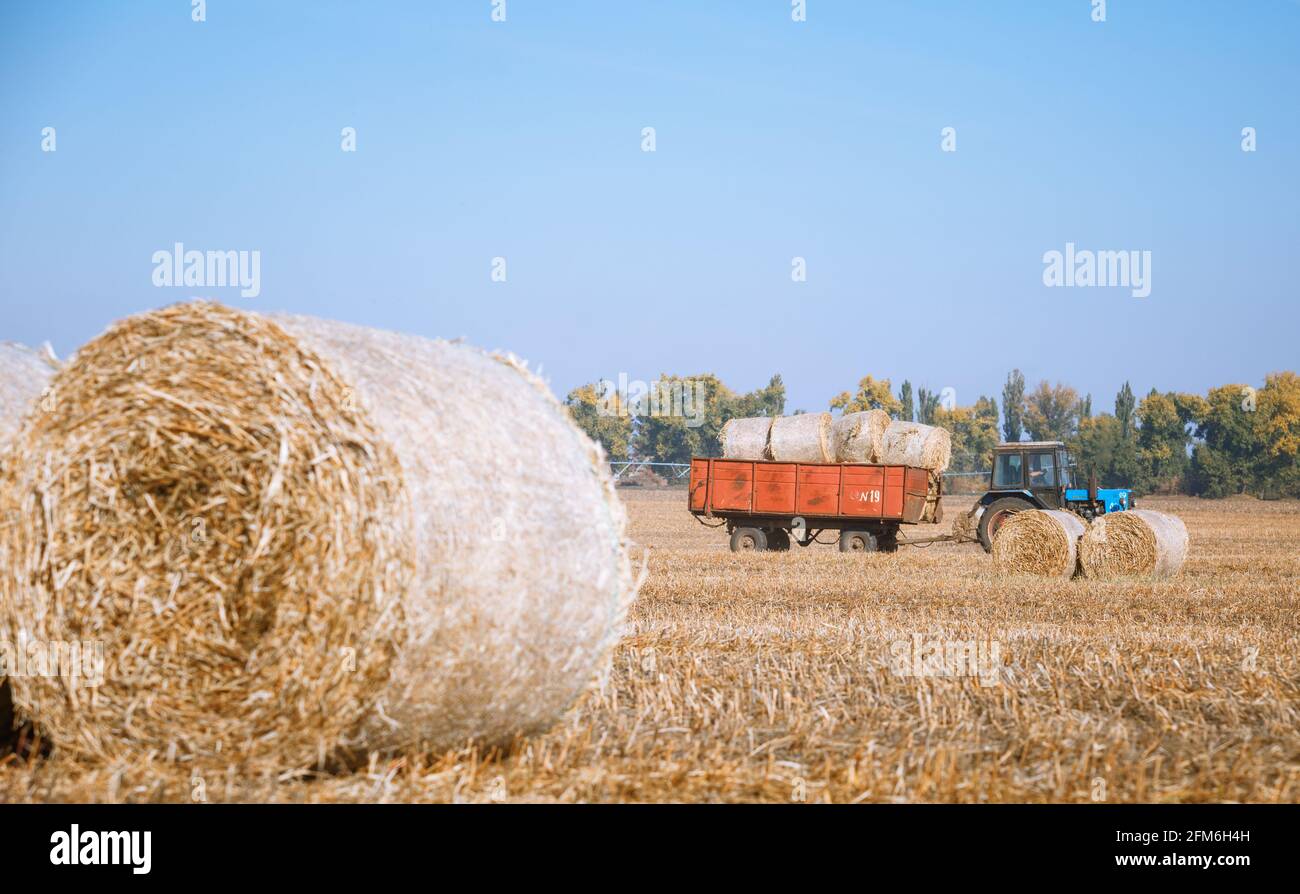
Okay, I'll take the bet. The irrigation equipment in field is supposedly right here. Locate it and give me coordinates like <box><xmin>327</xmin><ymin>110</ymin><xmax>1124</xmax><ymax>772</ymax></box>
<box><xmin>609</xmin><ymin>460</ymin><xmax>692</xmax><ymax>481</ymax></box>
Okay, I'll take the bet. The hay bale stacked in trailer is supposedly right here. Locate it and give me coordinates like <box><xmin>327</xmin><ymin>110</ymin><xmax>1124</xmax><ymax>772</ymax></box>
<box><xmin>1079</xmin><ymin>509</ymin><xmax>1188</xmax><ymax>579</ymax></box>
<box><xmin>831</xmin><ymin>409</ymin><xmax>890</xmax><ymax>463</ymax></box>
<box><xmin>0</xmin><ymin>302</ymin><xmax>634</xmax><ymax>768</ymax></box>
<box><xmin>720</xmin><ymin>416</ymin><xmax>774</xmax><ymax>460</ymax></box>
<box><xmin>768</xmin><ymin>412</ymin><xmax>833</xmax><ymax>463</ymax></box>
<box><xmin>876</xmin><ymin>421</ymin><xmax>951</xmax><ymax>522</ymax></box>
<box><xmin>876</xmin><ymin>421</ymin><xmax>952</xmax><ymax>472</ymax></box>
<box><xmin>991</xmin><ymin>509</ymin><xmax>1085</xmax><ymax>578</ymax></box>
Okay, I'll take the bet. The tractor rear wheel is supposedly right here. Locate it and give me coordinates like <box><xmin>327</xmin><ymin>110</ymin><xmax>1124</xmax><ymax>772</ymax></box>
<box><xmin>730</xmin><ymin>527</ymin><xmax>768</xmax><ymax>552</ymax></box>
<box><xmin>977</xmin><ymin>497</ymin><xmax>1034</xmax><ymax>553</ymax></box>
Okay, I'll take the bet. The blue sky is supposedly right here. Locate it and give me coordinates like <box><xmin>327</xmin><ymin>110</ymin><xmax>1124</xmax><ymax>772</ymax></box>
<box><xmin>2</xmin><ymin>1</ymin><xmax>1296</xmax><ymax>415</ymax></box>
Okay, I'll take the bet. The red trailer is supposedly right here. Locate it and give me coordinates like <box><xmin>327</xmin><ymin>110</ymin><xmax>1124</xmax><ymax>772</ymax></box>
<box><xmin>688</xmin><ymin>457</ymin><xmax>942</xmax><ymax>553</ymax></box>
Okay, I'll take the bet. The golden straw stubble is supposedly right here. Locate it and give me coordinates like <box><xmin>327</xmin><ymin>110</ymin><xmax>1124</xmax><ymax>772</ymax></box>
<box><xmin>0</xmin><ymin>303</ymin><xmax>411</xmax><ymax>767</ymax></box>
<box><xmin>991</xmin><ymin>509</ymin><xmax>1086</xmax><ymax>578</ymax></box>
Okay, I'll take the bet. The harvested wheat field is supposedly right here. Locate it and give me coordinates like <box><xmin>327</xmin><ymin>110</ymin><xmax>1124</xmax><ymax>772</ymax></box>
<box><xmin>2</xmin><ymin>490</ymin><xmax>1297</xmax><ymax>803</ymax></box>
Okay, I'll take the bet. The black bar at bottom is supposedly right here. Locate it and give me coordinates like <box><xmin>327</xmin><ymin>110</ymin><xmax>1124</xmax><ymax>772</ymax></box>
<box><xmin>0</xmin><ymin>803</ymin><xmax>1286</xmax><ymax>881</ymax></box>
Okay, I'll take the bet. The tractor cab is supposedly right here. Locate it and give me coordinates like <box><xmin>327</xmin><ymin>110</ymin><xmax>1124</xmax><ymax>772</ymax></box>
<box><xmin>991</xmin><ymin>441</ymin><xmax>1070</xmax><ymax>508</ymax></box>
<box><xmin>972</xmin><ymin>441</ymin><xmax>1134</xmax><ymax>552</ymax></box>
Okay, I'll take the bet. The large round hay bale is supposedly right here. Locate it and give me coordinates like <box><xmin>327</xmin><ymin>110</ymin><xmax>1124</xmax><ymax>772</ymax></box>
<box><xmin>0</xmin><ymin>302</ymin><xmax>633</xmax><ymax>767</ymax></box>
<box><xmin>769</xmin><ymin>412</ymin><xmax>833</xmax><ymax>463</ymax></box>
<box><xmin>877</xmin><ymin>421</ymin><xmax>952</xmax><ymax>472</ymax></box>
<box><xmin>991</xmin><ymin>509</ymin><xmax>1085</xmax><ymax>578</ymax></box>
<box><xmin>720</xmin><ymin>416</ymin><xmax>773</xmax><ymax>460</ymax></box>
<box><xmin>0</xmin><ymin>342</ymin><xmax>55</xmax><ymax>444</ymax></box>
<box><xmin>831</xmin><ymin>409</ymin><xmax>890</xmax><ymax>463</ymax></box>
<box><xmin>1079</xmin><ymin>509</ymin><xmax>1188</xmax><ymax>579</ymax></box>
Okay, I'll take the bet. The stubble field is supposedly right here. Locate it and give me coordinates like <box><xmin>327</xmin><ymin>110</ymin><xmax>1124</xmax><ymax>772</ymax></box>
<box><xmin>3</xmin><ymin>489</ymin><xmax>1297</xmax><ymax>803</ymax></box>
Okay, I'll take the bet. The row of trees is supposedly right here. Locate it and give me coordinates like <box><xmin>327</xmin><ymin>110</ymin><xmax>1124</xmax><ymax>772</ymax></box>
<box><xmin>565</xmin><ymin>370</ymin><xmax>1300</xmax><ymax>498</ymax></box>
<box><xmin>564</xmin><ymin>374</ymin><xmax>786</xmax><ymax>465</ymax></box>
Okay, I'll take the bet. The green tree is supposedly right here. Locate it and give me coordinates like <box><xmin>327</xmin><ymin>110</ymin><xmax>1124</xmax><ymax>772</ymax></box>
<box><xmin>1023</xmin><ymin>380</ymin><xmax>1080</xmax><ymax>442</ymax></box>
<box><xmin>564</xmin><ymin>381</ymin><xmax>633</xmax><ymax>458</ymax></box>
<box><xmin>898</xmin><ymin>380</ymin><xmax>914</xmax><ymax>423</ymax></box>
<box><xmin>630</xmin><ymin>372</ymin><xmax>786</xmax><ymax>464</ymax></box>
<box><xmin>1115</xmin><ymin>382</ymin><xmax>1136</xmax><ymax>438</ymax></box>
<box><xmin>1001</xmin><ymin>369</ymin><xmax>1025</xmax><ymax>443</ymax></box>
<box><xmin>1254</xmin><ymin>371</ymin><xmax>1300</xmax><ymax>497</ymax></box>
<box><xmin>1135</xmin><ymin>389</ymin><xmax>1193</xmax><ymax>493</ymax></box>
<box><xmin>1110</xmin><ymin>381</ymin><xmax>1141</xmax><ymax>485</ymax></box>
<box><xmin>1188</xmin><ymin>385</ymin><xmax>1256</xmax><ymax>496</ymax></box>
<box><xmin>729</xmin><ymin>373</ymin><xmax>786</xmax><ymax>418</ymax></box>
<box><xmin>831</xmin><ymin>375</ymin><xmax>902</xmax><ymax>416</ymax></box>
<box><xmin>934</xmin><ymin>395</ymin><xmax>1000</xmax><ymax>474</ymax></box>
<box><xmin>1188</xmin><ymin>374</ymin><xmax>1300</xmax><ymax>498</ymax></box>
<box><xmin>916</xmin><ymin>387</ymin><xmax>942</xmax><ymax>425</ymax></box>
<box><xmin>1071</xmin><ymin>414</ymin><xmax>1129</xmax><ymax>487</ymax></box>
<box><xmin>631</xmin><ymin>373</ymin><xmax>729</xmax><ymax>463</ymax></box>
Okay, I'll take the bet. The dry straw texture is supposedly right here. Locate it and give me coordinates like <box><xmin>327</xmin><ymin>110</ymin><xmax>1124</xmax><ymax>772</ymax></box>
<box><xmin>719</xmin><ymin>416</ymin><xmax>773</xmax><ymax>461</ymax></box>
<box><xmin>0</xmin><ymin>302</ymin><xmax>632</xmax><ymax>769</ymax></box>
<box><xmin>9</xmin><ymin>493</ymin><xmax>1297</xmax><ymax>804</ymax></box>
<box><xmin>768</xmin><ymin>412</ymin><xmax>833</xmax><ymax>463</ymax></box>
<box><xmin>877</xmin><ymin>421</ymin><xmax>952</xmax><ymax>472</ymax></box>
<box><xmin>831</xmin><ymin>410</ymin><xmax>890</xmax><ymax>463</ymax></box>
<box><xmin>991</xmin><ymin>509</ymin><xmax>1085</xmax><ymax>578</ymax></box>
<box><xmin>1079</xmin><ymin>509</ymin><xmax>1188</xmax><ymax>579</ymax></box>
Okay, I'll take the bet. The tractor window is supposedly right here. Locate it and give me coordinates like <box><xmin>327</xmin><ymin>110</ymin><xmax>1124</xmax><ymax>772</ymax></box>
<box><xmin>1027</xmin><ymin>452</ymin><xmax>1059</xmax><ymax>487</ymax></box>
<box><xmin>993</xmin><ymin>453</ymin><xmax>1023</xmax><ymax>488</ymax></box>
<box><xmin>1060</xmin><ymin>452</ymin><xmax>1075</xmax><ymax>487</ymax></box>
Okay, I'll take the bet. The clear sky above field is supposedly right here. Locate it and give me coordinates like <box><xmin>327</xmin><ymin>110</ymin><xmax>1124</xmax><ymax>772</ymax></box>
<box><xmin>2</xmin><ymin>1</ymin><xmax>1297</xmax><ymax>416</ymax></box>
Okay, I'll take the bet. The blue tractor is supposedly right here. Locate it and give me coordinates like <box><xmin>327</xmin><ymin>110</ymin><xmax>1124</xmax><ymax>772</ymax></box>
<box><xmin>971</xmin><ymin>441</ymin><xmax>1134</xmax><ymax>552</ymax></box>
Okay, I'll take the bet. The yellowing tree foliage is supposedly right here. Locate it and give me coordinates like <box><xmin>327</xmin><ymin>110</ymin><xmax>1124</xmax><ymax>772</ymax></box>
<box><xmin>830</xmin><ymin>375</ymin><xmax>902</xmax><ymax>417</ymax></box>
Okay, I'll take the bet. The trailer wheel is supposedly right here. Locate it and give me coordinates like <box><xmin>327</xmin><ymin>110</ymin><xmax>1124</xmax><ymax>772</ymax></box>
<box><xmin>839</xmin><ymin>530</ymin><xmax>877</xmax><ymax>553</ymax></box>
<box><xmin>730</xmin><ymin>527</ymin><xmax>768</xmax><ymax>552</ymax></box>
<box><xmin>977</xmin><ymin>496</ymin><xmax>1033</xmax><ymax>553</ymax></box>
<box><xmin>877</xmin><ymin>528</ymin><xmax>899</xmax><ymax>553</ymax></box>
<box><xmin>767</xmin><ymin>529</ymin><xmax>791</xmax><ymax>551</ymax></box>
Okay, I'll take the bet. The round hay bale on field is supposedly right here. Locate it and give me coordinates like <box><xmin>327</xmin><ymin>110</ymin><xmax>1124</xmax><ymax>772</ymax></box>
<box><xmin>1079</xmin><ymin>509</ymin><xmax>1188</xmax><ymax>579</ymax></box>
<box><xmin>0</xmin><ymin>342</ymin><xmax>56</xmax><ymax>444</ymax></box>
<box><xmin>877</xmin><ymin>421</ymin><xmax>952</xmax><ymax>472</ymax></box>
<box><xmin>831</xmin><ymin>409</ymin><xmax>890</xmax><ymax>463</ymax></box>
<box><xmin>991</xmin><ymin>509</ymin><xmax>1085</xmax><ymax>578</ymax></box>
<box><xmin>720</xmin><ymin>416</ymin><xmax>773</xmax><ymax>460</ymax></box>
<box><xmin>769</xmin><ymin>412</ymin><xmax>833</xmax><ymax>463</ymax></box>
<box><xmin>0</xmin><ymin>302</ymin><xmax>633</xmax><ymax>768</ymax></box>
